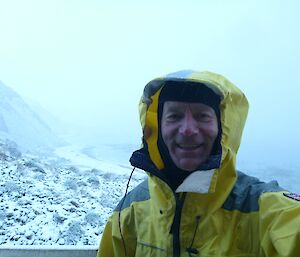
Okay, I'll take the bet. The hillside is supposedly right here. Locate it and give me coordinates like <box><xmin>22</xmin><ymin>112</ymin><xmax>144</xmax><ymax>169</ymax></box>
<box><xmin>0</xmin><ymin>81</ymin><xmax>62</xmax><ymax>152</ymax></box>
<box><xmin>0</xmin><ymin>139</ymin><xmax>144</xmax><ymax>245</ymax></box>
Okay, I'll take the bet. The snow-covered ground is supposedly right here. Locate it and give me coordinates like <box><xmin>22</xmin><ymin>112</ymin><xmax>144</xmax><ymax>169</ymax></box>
<box><xmin>55</xmin><ymin>145</ymin><xmax>135</xmax><ymax>175</ymax></box>
<box><xmin>0</xmin><ymin>142</ymin><xmax>145</xmax><ymax>246</ymax></box>
<box><xmin>0</xmin><ymin>140</ymin><xmax>299</xmax><ymax>247</ymax></box>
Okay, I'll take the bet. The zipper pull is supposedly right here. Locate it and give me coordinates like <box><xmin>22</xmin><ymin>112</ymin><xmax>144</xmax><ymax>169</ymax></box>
<box><xmin>186</xmin><ymin>215</ymin><xmax>201</xmax><ymax>256</ymax></box>
<box><xmin>186</xmin><ymin>247</ymin><xmax>199</xmax><ymax>255</ymax></box>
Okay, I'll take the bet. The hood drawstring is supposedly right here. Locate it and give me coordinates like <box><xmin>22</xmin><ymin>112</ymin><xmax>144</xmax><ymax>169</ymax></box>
<box><xmin>118</xmin><ymin>167</ymin><xmax>136</xmax><ymax>257</ymax></box>
<box><xmin>186</xmin><ymin>215</ymin><xmax>201</xmax><ymax>256</ymax></box>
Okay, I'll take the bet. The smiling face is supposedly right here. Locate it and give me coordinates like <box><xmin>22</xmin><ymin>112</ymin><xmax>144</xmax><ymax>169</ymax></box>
<box><xmin>161</xmin><ymin>101</ymin><xmax>219</xmax><ymax>171</ymax></box>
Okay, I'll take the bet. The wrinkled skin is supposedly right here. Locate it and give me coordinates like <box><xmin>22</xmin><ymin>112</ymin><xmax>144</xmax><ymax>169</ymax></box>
<box><xmin>161</xmin><ymin>101</ymin><xmax>218</xmax><ymax>171</ymax></box>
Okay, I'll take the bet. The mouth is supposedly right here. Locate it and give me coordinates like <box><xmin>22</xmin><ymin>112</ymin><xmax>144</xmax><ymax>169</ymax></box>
<box><xmin>176</xmin><ymin>143</ymin><xmax>203</xmax><ymax>150</ymax></box>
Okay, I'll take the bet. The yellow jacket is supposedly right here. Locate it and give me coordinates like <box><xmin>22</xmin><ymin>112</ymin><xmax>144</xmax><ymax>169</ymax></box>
<box><xmin>98</xmin><ymin>71</ymin><xmax>300</xmax><ymax>257</ymax></box>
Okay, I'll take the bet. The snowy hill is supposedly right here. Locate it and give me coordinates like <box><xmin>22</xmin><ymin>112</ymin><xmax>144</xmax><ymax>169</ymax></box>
<box><xmin>0</xmin><ymin>139</ymin><xmax>145</xmax><ymax>245</ymax></box>
<box><xmin>24</xmin><ymin>97</ymin><xmax>67</xmax><ymax>136</ymax></box>
<box><xmin>0</xmin><ymin>80</ymin><xmax>146</xmax><ymax>246</ymax></box>
<box><xmin>0</xmin><ymin>81</ymin><xmax>62</xmax><ymax>152</ymax></box>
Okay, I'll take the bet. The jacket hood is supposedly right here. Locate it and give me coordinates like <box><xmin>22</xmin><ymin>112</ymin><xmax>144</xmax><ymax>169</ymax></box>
<box><xmin>137</xmin><ymin>70</ymin><xmax>249</xmax><ymax>198</ymax></box>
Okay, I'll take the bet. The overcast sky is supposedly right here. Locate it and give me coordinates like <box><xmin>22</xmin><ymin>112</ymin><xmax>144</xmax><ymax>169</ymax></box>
<box><xmin>0</xmin><ymin>0</ymin><xmax>299</xmax><ymax>168</ymax></box>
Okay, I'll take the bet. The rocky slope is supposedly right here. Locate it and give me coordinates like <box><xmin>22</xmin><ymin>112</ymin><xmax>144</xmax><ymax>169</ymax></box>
<box><xmin>0</xmin><ymin>139</ymin><xmax>144</xmax><ymax>245</ymax></box>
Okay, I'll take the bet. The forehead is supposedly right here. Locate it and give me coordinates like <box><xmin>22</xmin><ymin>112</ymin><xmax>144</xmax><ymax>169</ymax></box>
<box><xmin>163</xmin><ymin>101</ymin><xmax>215</xmax><ymax>113</ymax></box>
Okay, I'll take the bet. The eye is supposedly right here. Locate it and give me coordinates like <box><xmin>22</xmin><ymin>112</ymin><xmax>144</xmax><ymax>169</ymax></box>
<box><xmin>166</xmin><ymin>113</ymin><xmax>182</xmax><ymax>121</ymax></box>
<box><xmin>194</xmin><ymin>112</ymin><xmax>213</xmax><ymax>121</ymax></box>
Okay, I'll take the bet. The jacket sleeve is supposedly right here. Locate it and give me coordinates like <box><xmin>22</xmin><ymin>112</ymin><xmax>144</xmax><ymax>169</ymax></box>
<box><xmin>259</xmin><ymin>191</ymin><xmax>300</xmax><ymax>257</ymax></box>
<box><xmin>97</xmin><ymin>211</ymin><xmax>137</xmax><ymax>257</ymax></box>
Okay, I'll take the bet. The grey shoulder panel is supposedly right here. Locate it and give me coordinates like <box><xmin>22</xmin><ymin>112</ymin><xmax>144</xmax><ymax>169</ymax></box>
<box><xmin>222</xmin><ymin>171</ymin><xmax>284</xmax><ymax>213</ymax></box>
<box><xmin>114</xmin><ymin>179</ymin><xmax>150</xmax><ymax>212</ymax></box>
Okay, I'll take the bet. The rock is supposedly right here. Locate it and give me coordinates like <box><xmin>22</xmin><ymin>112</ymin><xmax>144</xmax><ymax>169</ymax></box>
<box><xmin>4</xmin><ymin>181</ymin><xmax>20</xmax><ymax>193</ymax></box>
<box><xmin>87</xmin><ymin>176</ymin><xmax>100</xmax><ymax>187</ymax></box>
<box><xmin>57</xmin><ymin>238</ymin><xmax>65</xmax><ymax>245</ymax></box>
<box><xmin>53</xmin><ymin>212</ymin><xmax>67</xmax><ymax>224</ymax></box>
<box><xmin>25</xmin><ymin>232</ymin><xmax>33</xmax><ymax>240</ymax></box>
<box><xmin>24</xmin><ymin>161</ymin><xmax>45</xmax><ymax>173</ymax></box>
<box><xmin>64</xmin><ymin>179</ymin><xmax>78</xmax><ymax>191</ymax></box>
<box><xmin>70</xmin><ymin>200</ymin><xmax>80</xmax><ymax>208</ymax></box>
<box><xmin>64</xmin><ymin>221</ymin><xmax>83</xmax><ymax>244</ymax></box>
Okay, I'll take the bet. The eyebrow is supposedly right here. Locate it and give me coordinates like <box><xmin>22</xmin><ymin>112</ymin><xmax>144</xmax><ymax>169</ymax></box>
<box><xmin>165</xmin><ymin>106</ymin><xmax>180</xmax><ymax>112</ymax></box>
<box><xmin>165</xmin><ymin>104</ymin><xmax>212</xmax><ymax>113</ymax></box>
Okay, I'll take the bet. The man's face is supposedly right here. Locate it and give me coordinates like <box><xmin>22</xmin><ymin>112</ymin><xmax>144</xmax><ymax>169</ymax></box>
<box><xmin>161</xmin><ymin>101</ymin><xmax>219</xmax><ymax>171</ymax></box>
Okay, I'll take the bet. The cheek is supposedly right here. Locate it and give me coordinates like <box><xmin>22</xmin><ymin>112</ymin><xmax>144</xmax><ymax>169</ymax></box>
<box><xmin>161</xmin><ymin>128</ymin><xmax>169</xmax><ymax>143</ymax></box>
<box><xmin>211</xmin><ymin>126</ymin><xmax>219</xmax><ymax>140</ymax></box>
<box><xmin>205</xmin><ymin>124</ymin><xmax>219</xmax><ymax>140</ymax></box>
<box><xmin>212</xmin><ymin>127</ymin><xmax>219</xmax><ymax>139</ymax></box>
<box><xmin>161</xmin><ymin>125</ymin><xmax>175</xmax><ymax>144</ymax></box>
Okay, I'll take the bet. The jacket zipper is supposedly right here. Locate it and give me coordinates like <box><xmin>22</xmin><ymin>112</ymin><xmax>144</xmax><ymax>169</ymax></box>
<box><xmin>170</xmin><ymin>192</ymin><xmax>186</xmax><ymax>257</ymax></box>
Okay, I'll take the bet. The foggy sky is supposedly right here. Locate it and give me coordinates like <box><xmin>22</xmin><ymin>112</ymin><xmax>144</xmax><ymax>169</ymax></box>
<box><xmin>0</xmin><ymin>0</ymin><xmax>299</xmax><ymax>168</ymax></box>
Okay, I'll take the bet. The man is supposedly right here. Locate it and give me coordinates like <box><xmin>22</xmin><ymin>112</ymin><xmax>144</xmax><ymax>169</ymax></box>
<box><xmin>98</xmin><ymin>70</ymin><xmax>300</xmax><ymax>256</ymax></box>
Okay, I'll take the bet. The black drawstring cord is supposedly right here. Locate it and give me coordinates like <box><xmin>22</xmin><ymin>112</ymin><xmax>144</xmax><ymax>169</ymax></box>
<box><xmin>118</xmin><ymin>167</ymin><xmax>135</xmax><ymax>257</ymax></box>
<box><xmin>186</xmin><ymin>215</ymin><xmax>201</xmax><ymax>256</ymax></box>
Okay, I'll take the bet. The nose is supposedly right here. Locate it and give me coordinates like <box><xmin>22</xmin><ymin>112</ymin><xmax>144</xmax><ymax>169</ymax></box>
<box><xmin>178</xmin><ymin>112</ymin><xmax>198</xmax><ymax>136</ymax></box>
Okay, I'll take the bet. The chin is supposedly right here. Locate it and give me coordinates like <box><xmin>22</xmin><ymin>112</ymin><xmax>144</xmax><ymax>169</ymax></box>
<box><xmin>181</xmin><ymin>167</ymin><xmax>196</xmax><ymax>172</ymax></box>
<box><xmin>171</xmin><ymin>155</ymin><xmax>205</xmax><ymax>171</ymax></box>
<box><xmin>177</xmin><ymin>162</ymin><xmax>199</xmax><ymax>172</ymax></box>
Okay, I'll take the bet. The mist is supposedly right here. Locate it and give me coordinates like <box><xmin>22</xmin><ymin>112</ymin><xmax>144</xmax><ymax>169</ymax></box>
<box><xmin>0</xmin><ymin>0</ymin><xmax>299</xmax><ymax>170</ymax></box>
